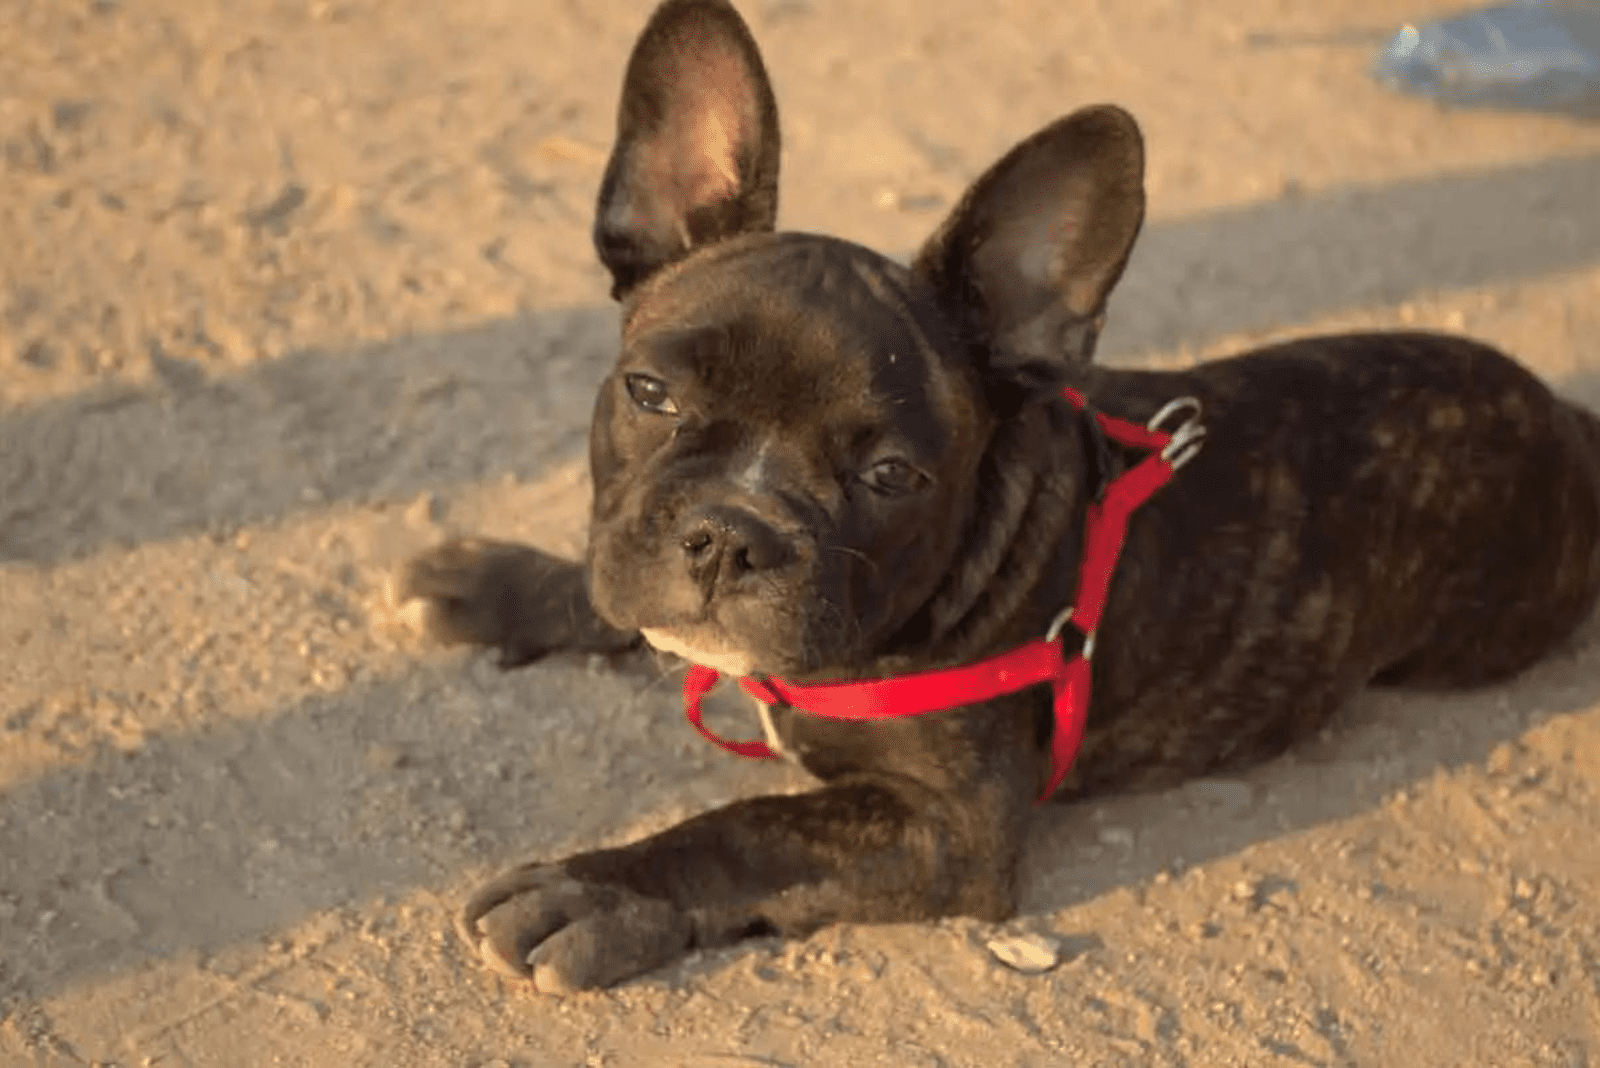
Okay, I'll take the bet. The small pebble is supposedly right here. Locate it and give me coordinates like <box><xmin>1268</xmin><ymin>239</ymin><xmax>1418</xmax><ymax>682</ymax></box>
<box><xmin>986</xmin><ymin>932</ymin><xmax>1062</xmax><ymax>974</ymax></box>
<box><xmin>367</xmin><ymin>743</ymin><xmax>408</xmax><ymax>770</ymax></box>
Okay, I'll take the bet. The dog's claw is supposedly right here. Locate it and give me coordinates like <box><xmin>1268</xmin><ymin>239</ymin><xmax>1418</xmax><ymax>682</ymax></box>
<box><xmin>477</xmin><ymin>931</ymin><xmax>531</xmax><ymax>980</ymax></box>
<box><xmin>456</xmin><ymin>863</ymin><xmax>693</xmax><ymax>992</ymax></box>
<box><xmin>476</xmin><ymin>905</ymin><xmax>541</xmax><ymax>980</ymax></box>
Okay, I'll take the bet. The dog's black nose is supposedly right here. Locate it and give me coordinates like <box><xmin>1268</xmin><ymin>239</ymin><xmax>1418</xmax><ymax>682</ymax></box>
<box><xmin>680</xmin><ymin>505</ymin><xmax>792</xmax><ymax>588</ymax></box>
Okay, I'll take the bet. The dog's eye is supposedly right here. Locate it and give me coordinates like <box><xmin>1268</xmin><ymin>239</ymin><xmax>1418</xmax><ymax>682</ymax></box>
<box><xmin>863</xmin><ymin>458</ymin><xmax>927</xmax><ymax>496</ymax></box>
<box><xmin>624</xmin><ymin>373</ymin><xmax>678</xmax><ymax>415</ymax></box>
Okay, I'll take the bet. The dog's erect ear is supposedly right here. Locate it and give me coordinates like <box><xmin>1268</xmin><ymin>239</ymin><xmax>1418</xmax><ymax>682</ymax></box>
<box><xmin>913</xmin><ymin>105</ymin><xmax>1145</xmax><ymax>375</ymax></box>
<box><xmin>594</xmin><ymin>0</ymin><xmax>780</xmax><ymax>300</ymax></box>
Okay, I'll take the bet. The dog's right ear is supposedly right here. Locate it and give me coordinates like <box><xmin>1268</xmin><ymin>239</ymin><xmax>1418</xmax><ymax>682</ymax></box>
<box><xmin>594</xmin><ymin>0</ymin><xmax>781</xmax><ymax>301</ymax></box>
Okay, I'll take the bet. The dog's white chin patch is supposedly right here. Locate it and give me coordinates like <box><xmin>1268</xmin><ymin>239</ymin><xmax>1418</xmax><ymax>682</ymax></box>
<box><xmin>641</xmin><ymin>627</ymin><xmax>802</xmax><ymax>765</ymax></box>
<box><xmin>640</xmin><ymin>627</ymin><xmax>758</xmax><ymax>676</ymax></box>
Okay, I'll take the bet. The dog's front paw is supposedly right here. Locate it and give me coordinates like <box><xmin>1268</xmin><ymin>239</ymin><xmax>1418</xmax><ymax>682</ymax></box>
<box><xmin>392</xmin><ymin>538</ymin><xmax>636</xmax><ymax>667</ymax></box>
<box><xmin>457</xmin><ymin>862</ymin><xmax>692</xmax><ymax>993</ymax></box>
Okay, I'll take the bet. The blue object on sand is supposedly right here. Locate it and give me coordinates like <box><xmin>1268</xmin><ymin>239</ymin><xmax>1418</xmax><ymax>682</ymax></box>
<box><xmin>1374</xmin><ymin>1</ymin><xmax>1600</xmax><ymax>117</ymax></box>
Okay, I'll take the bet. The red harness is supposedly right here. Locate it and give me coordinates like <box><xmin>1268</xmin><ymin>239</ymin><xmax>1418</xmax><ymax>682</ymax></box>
<box><xmin>680</xmin><ymin>389</ymin><xmax>1204</xmax><ymax>798</ymax></box>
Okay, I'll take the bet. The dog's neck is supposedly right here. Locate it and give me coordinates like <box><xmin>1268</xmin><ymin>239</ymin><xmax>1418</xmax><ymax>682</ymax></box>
<box><xmin>869</xmin><ymin>393</ymin><xmax>1094</xmax><ymax>676</ymax></box>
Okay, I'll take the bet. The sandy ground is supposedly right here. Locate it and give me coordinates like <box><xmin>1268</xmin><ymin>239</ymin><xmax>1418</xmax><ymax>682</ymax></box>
<box><xmin>4</xmin><ymin>0</ymin><xmax>1600</xmax><ymax>1064</ymax></box>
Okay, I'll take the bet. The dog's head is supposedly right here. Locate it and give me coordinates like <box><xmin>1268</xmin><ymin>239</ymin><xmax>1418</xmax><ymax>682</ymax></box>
<box><xmin>585</xmin><ymin>0</ymin><xmax>1147</xmax><ymax>679</ymax></box>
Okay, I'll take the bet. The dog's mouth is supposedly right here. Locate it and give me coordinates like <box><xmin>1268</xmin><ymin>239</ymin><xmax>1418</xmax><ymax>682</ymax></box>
<box><xmin>595</xmin><ymin>524</ymin><xmax>867</xmax><ymax>680</ymax></box>
<box><xmin>639</xmin><ymin>625</ymin><xmax>761</xmax><ymax>676</ymax></box>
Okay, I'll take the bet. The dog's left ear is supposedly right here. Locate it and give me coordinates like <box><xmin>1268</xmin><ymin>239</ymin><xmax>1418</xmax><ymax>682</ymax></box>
<box><xmin>913</xmin><ymin>105</ymin><xmax>1145</xmax><ymax>376</ymax></box>
<box><xmin>593</xmin><ymin>0</ymin><xmax>781</xmax><ymax>301</ymax></box>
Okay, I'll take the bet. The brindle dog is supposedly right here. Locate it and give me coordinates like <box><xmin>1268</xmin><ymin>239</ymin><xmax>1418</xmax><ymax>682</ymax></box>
<box><xmin>397</xmin><ymin>0</ymin><xmax>1600</xmax><ymax>992</ymax></box>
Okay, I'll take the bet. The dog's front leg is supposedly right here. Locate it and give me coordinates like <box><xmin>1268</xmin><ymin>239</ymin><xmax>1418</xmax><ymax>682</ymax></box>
<box><xmin>458</xmin><ymin>773</ymin><xmax>1028</xmax><ymax>991</ymax></box>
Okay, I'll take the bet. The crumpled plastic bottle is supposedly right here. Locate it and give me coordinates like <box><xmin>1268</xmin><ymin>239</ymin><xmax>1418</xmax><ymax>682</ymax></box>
<box><xmin>1373</xmin><ymin>1</ymin><xmax>1600</xmax><ymax>118</ymax></box>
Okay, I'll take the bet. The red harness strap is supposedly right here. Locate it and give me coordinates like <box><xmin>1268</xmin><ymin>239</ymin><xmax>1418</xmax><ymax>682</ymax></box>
<box><xmin>681</xmin><ymin>388</ymin><xmax>1201</xmax><ymax>798</ymax></box>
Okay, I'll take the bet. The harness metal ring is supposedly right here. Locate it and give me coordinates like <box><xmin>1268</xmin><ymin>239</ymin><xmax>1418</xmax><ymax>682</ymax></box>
<box><xmin>1147</xmin><ymin>396</ymin><xmax>1206</xmax><ymax>470</ymax></box>
<box><xmin>1145</xmin><ymin>396</ymin><xmax>1201</xmax><ymax>434</ymax></box>
<box><xmin>1045</xmin><ymin>607</ymin><xmax>1098</xmax><ymax>660</ymax></box>
<box><xmin>1161</xmin><ymin>422</ymin><xmax>1207</xmax><ymax>469</ymax></box>
<box><xmin>1045</xmin><ymin>606</ymin><xmax>1074</xmax><ymax>643</ymax></box>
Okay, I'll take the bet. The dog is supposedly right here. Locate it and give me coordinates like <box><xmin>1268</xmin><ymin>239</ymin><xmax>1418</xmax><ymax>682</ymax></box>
<box><xmin>396</xmin><ymin>0</ymin><xmax>1600</xmax><ymax>992</ymax></box>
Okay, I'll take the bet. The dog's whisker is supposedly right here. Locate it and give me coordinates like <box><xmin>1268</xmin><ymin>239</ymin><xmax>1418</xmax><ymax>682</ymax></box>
<box><xmin>825</xmin><ymin>544</ymin><xmax>876</xmax><ymax>572</ymax></box>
